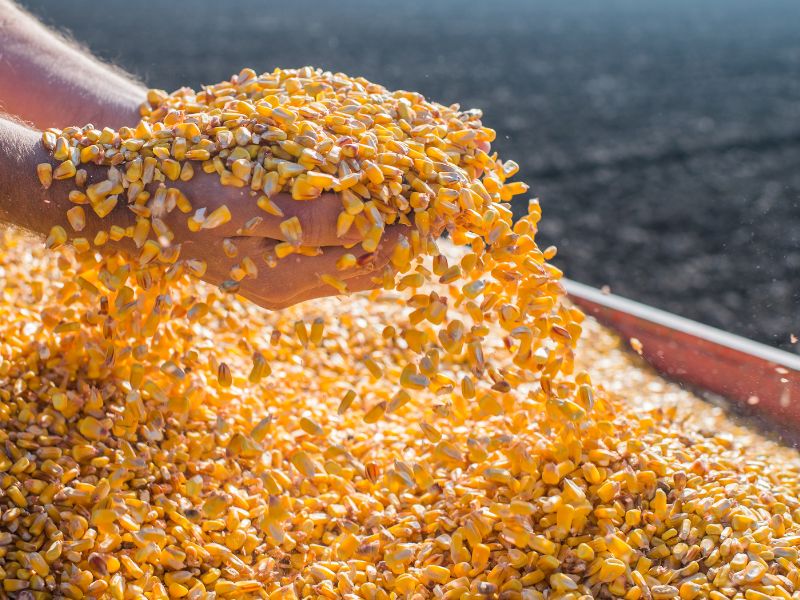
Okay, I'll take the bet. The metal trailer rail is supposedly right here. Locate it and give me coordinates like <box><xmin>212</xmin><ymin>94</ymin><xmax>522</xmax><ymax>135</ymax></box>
<box><xmin>564</xmin><ymin>279</ymin><xmax>800</xmax><ymax>433</ymax></box>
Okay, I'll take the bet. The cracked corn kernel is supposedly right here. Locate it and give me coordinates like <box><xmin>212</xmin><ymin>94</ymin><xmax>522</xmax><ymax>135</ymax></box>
<box><xmin>65</xmin><ymin>205</ymin><xmax>86</xmax><ymax>232</ymax></box>
<box><xmin>291</xmin><ymin>451</ymin><xmax>317</xmax><ymax>477</ymax></box>
<box><xmin>279</xmin><ymin>216</ymin><xmax>303</xmax><ymax>246</ymax></box>
<box><xmin>423</xmin><ymin>565</ymin><xmax>451</xmax><ymax>584</ymax></box>
<box><xmin>44</xmin><ymin>225</ymin><xmax>67</xmax><ymax>249</ymax></box>
<box><xmin>202</xmin><ymin>204</ymin><xmax>231</xmax><ymax>229</ymax></box>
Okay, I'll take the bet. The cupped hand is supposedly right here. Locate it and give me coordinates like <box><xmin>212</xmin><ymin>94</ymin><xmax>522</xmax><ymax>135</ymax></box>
<box><xmin>67</xmin><ymin>166</ymin><xmax>406</xmax><ymax>310</ymax></box>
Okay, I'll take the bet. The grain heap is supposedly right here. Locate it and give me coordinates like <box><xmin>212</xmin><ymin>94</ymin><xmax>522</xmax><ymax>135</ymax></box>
<box><xmin>0</xmin><ymin>67</ymin><xmax>797</xmax><ymax>599</ymax></box>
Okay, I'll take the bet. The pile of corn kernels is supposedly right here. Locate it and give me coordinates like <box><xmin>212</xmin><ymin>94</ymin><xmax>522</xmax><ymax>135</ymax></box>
<box><xmin>0</xmin><ymin>67</ymin><xmax>798</xmax><ymax>599</ymax></box>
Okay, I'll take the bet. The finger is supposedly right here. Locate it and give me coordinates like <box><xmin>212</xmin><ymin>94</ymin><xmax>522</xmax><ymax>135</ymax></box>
<box><xmin>226</xmin><ymin>225</ymin><xmax>409</xmax><ymax>308</ymax></box>
<box><xmin>213</xmin><ymin>241</ymin><xmax>381</xmax><ymax>308</ymax></box>
<box><xmin>235</xmin><ymin>222</ymin><xmax>407</xmax><ymax>284</ymax></box>
<box><xmin>234</xmin><ymin>237</ymin><xmax>385</xmax><ymax>284</ymax></box>
<box><xmin>185</xmin><ymin>184</ymin><xmax>364</xmax><ymax>246</ymax></box>
<box><xmin>253</xmin><ymin>268</ymin><xmax>389</xmax><ymax>310</ymax></box>
<box><xmin>250</xmin><ymin>192</ymin><xmax>365</xmax><ymax>247</ymax></box>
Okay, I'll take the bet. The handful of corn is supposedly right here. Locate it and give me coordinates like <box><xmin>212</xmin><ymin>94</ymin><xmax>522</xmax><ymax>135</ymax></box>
<box><xmin>0</xmin><ymin>67</ymin><xmax>797</xmax><ymax>599</ymax></box>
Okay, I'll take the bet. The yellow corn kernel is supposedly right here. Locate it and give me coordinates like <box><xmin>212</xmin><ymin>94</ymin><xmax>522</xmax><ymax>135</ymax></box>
<box><xmin>186</xmin><ymin>148</ymin><xmax>211</xmax><ymax>161</ymax></box>
<box><xmin>279</xmin><ymin>216</ymin><xmax>303</xmax><ymax>246</ymax></box>
<box><xmin>363</xmin><ymin>402</ymin><xmax>386</xmax><ymax>424</ymax></box>
<box><xmin>216</xmin><ymin>362</ymin><xmax>232</xmax><ymax>387</ymax></box>
<box><xmin>245</xmin><ymin>355</ymin><xmax>269</xmax><ymax>387</ymax></box>
<box><xmin>203</xmin><ymin>205</ymin><xmax>232</xmax><ymax>229</ymax></box>
<box><xmin>93</xmin><ymin>195</ymin><xmax>119</xmax><ymax>218</ymax></box>
<box><xmin>336</xmin><ymin>253</ymin><xmax>357</xmax><ymax>271</ymax></box>
<box><xmin>291</xmin><ymin>451</ymin><xmax>317</xmax><ymax>477</ymax></box>
<box><xmin>257</xmin><ymin>194</ymin><xmax>284</xmax><ymax>216</ymax></box>
<box><xmin>45</xmin><ymin>225</ymin><xmax>67</xmax><ymax>249</ymax></box>
<box><xmin>53</xmin><ymin>160</ymin><xmax>77</xmax><ymax>180</ymax></box>
<box><xmin>338</xmin><ymin>390</ymin><xmax>357</xmax><ymax>415</ymax></box>
<box><xmin>598</xmin><ymin>558</ymin><xmax>627</xmax><ymax>582</ymax></box>
<box><xmin>336</xmin><ymin>211</ymin><xmax>355</xmax><ymax>238</ymax></box>
<box><xmin>37</xmin><ymin>163</ymin><xmax>53</xmax><ymax>188</ymax></box>
<box><xmin>423</xmin><ymin>565</ymin><xmax>450</xmax><ymax>584</ymax></box>
<box><xmin>66</xmin><ymin>206</ymin><xmax>86</xmax><ymax>232</ymax></box>
<box><xmin>319</xmin><ymin>274</ymin><xmax>347</xmax><ymax>294</ymax></box>
<box><xmin>160</xmin><ymin>158</ymin><xmax>181</xmax><ymax>181</ymax></box>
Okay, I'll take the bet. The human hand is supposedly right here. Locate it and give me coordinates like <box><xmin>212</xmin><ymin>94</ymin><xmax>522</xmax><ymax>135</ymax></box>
<box><xmin>1</xmin><ymin>115</ymin><xmax>405</xmax><ymax>312</ymax></box>
<box><xmin>167</xmin><ymin>170</ymin><xmax>407</xmax><ymax>309</ymax></box>
<box><xmin>62</xmin><ymin>165</ymin><xmax>406</xmax><ymax>310</ymax></box>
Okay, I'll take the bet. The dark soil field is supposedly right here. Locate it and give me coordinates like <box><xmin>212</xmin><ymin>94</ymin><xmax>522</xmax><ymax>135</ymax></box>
<box><xmin>19</xmin><ymin>0</ymin><xmax>800</xmax><ymax>353</ymax></box>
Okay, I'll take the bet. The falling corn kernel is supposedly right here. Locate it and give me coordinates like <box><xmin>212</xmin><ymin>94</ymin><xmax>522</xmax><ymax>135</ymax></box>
<box><xmin>217</xmin><ymin>362</ymin><xmax>232</xmax><ymax>387</ymax></box>
<box><xmin>45</xmin><ymin>225</ymin><xmax>67</xmax><ymax>249</ymax></box>
<box><xmin>294</xmin><ymin>320</ymin><xmax>309</xmax><ymax>347</ymax></box>
<box><xmin>363</xmin><ymin>402</ymin><xmax>386</xmax><ymax>424</ymax></box>
<box><xmin>299</xmin><ymin>416</ymin><xmax>324</xmax><ymax>436</ymax></box>
<box><xmin>338</xmin><ymin>390</ymin><xmax>357</xmax><ymax>415</ymax></box>
<box><xmin>336</xmin><ymin>253</ymin><xmax>357</xmax><ymax>271</ymax></box>
<box><xmin>319</xmin><ymin>273</ymin><xmax>347</xmax><ymax>294</ymax></box>
<box><xmin>309</xmin><ymin>317</ymin><xmax>324</xmax><ymax>345</ymax></box>
<box><xmin>248</xmin><ymin>352</ymin><xmax>270</xmax><ymax>383</ymax></box>
<box><xmin>291</xmin><ymin>451</ymin><xmax>317</xmax><ymax>477</ymax></box>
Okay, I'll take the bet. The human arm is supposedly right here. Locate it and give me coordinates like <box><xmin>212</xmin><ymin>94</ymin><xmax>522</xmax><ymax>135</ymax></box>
<box><xmin>0</xmin><ymin>115</ymin><xmax>70</xmax><ymax>234</ymax></box>
<box><xmin>0</xmin><ymin>0</ymin><xmax>146</xmax><ymax>130</ymax></box>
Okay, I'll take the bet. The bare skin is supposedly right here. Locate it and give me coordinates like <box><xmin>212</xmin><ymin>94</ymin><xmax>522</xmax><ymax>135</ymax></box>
<box><xmin>0</xmin><ymin>0</ymin><xmax>144</xmax><ymax>129</ymax></box>
<box><xmin>0</xmin><ymin>0</ymin><xmax>405</xmax><ymax>309</ymax></box>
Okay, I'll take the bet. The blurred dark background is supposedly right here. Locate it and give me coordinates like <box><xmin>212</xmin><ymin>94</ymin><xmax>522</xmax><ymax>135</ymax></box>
<box><xmin>19</xmin><ymin>0</ymin><xmax>800</xmax><ymax>353</ymax></box>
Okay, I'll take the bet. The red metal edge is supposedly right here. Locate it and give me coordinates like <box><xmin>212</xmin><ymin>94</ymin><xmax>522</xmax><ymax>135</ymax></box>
<box><xmin>563</xmin><ymin>279</ymin><xmax>800</xmax><ymax>431</ymax></box>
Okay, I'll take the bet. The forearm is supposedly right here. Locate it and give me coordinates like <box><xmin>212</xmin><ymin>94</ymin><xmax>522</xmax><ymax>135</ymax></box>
<box><xmin>0</xmin><ymin>0</ymin><xmax>146</xmax><ymax>129</ymax></box>
<box><xmin>0</xmin><ymin>117</ymin><xmax>70</xmax><ymax>236</ymax></box>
